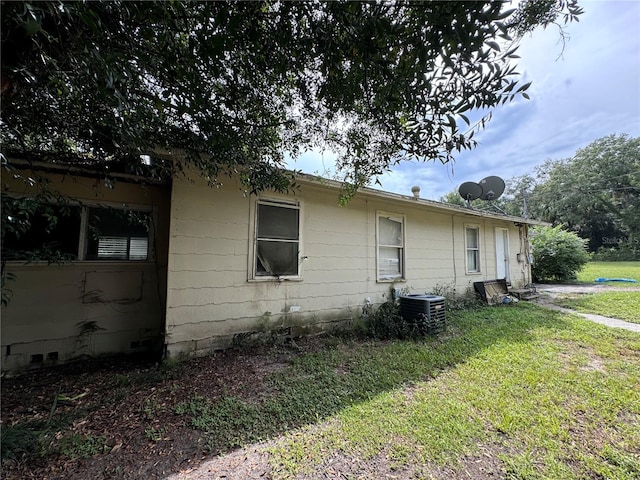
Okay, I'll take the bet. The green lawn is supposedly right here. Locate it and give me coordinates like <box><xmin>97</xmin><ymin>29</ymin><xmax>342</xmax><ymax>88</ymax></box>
<box><xmin>267</xmin><ymin>305</ymin><xmax>640</xmax><ymax>479</ymax></box>
<box><xmin>563</xmin><ymin>261</ymin><xmax>640</xmax><ymax>322</ymax></box>
<box><xmin>555</xmin><ymin>291</ymin><xmax>640</xmax><ymax>324</ymax></box>
<box><xmin>577</xmin><ymin>261</ymin><xmax>640</xmax><ymax>285</ymax></box>
<box><xmin>4</xmin><ymin>304</ymin><xmax>639</xmax><ymax>479</ymax></box>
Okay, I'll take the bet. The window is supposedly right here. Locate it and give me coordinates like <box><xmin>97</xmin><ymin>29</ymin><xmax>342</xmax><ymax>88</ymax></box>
<box><xmin>377</xmin><ymin>213</ymin><xmax>405</xmax><ymax>281</ymax></box>
<box><xmin>254</xmin><ymin>200</ymin><xmax>300</xmax><ymax>278</ymax></box>
<box><xmin>465</xmin><ymin>225</ymin><xmax>481</xmax><ymax>273</ymax></box>
<box><xmin>86</xmin><ymin>208</ymin><xmax>150</xmax><ymax>261</ymax></box>
<box><xmin>3</xmin><ymin>199</ymin><xmax>152</xmax><ymax>262</ymax></box>
<box><xmin>2</xmin><ymin>203</ymin><xmax>82</xmax><ymax>261</ymax></box>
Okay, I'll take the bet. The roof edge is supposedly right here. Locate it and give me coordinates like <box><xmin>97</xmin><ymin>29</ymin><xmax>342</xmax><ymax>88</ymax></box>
<box><xmin>294</xmin><ymin>172</ymin><xmax>549</xmax><ymax>226</ymax></box>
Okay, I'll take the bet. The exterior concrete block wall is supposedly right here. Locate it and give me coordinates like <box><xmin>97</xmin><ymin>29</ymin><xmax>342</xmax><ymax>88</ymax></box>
<box><xmin>1</xmin><ymin>169</ymin><xmax>171</xmax><ymax>372</ymax></box>
<box><xmin>164</xmin><ymin>173</ymin><xmax>533</xmax><ymax>359</ymax></box>
<box><xmin>2</xmin><ymin>165</ymin><xmax>537</xmax><ymax>373</ymax></box>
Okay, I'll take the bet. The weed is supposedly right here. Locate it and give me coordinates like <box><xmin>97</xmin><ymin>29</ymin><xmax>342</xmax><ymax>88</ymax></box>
<box><xmin>141</xmin><ymin>396</ymin><xmax>161</xmax><ymax>420</ymax></box>
<box><xmin>113</xmin><ymin>373</ymin><xmax>132</xmax><ymax>387</ymax></box>
<box><xmin>431</xmin><ymin>283</ymin><xmax>485</xmax><ymax>311</ymax></box>
<box><xmin>365</xmin><ymin>299</ymin><xmax>410</xmax><ymax>339</ymax></box>
<box><xmin>364</xmin><ymin>283</ymin><xmax>480</xmax><ymax>339</ymax></box>
<box><xmin>1</xmin><ymin>422</ymin><xmax>38</xmax><ymax>459</ymax></box>
<box><xmin>59</xmin><ymin>433</ymin><xmax>105</xmax><ymax>459</ymax></box>
<box><xmin>110</xmin><ymin>386</ymin><xmax>130</xmax><ymax>403</ymax></box>
<box><xmin>144</xmin><ymin>425</ymin><xmax>168</xmax><ymax>442</ymax></box>
<box><xmin>269</xmin><ymin>304</ymin><xmax>640</xmax><ymax>478</ymax></box>
<box><xmin>1</xmin><ymin>410</ymin><xmax>85</xmax><ymax>461</ymax></box>
<box><xmin>5</xmin><ymin>299</ymin><xmax>640</xmax><ymax>479</ymax></box>
<box><xmin>175</xmin><ymin>394</ymin><xmax>269</xmax><ymax>451</ymax></box>
<box><xmin>174</xmin><ymin>394</ymin><xmax>210</xmax><ymax>416</ymax></box>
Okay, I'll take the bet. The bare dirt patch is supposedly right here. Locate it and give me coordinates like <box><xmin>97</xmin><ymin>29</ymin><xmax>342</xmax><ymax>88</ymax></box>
<box><xmin>535</xmin><ymin>283</ymin><xmax>639</xmax><ymax>302</ymax></box>
<box><xmin>0</xmin><ymin>337</ymin><xmax>520</xmax><ymax>480</ymax></box>
<box><xmin>0</xmin><ymin>340</ymin><xmax>325</xmax><ymax>480</ymax></box>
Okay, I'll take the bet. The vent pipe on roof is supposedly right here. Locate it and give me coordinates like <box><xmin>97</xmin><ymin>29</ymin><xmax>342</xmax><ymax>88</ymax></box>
<box><xmin>411</xmin><ymin>185</ymin><xmax>420</xmax><ymax>199</ymax></box>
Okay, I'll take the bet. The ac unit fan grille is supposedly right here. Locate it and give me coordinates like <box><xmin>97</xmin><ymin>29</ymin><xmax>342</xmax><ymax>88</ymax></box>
<box><xmin>399</xmin><ymin>295</ymin><xmax>446</xmax><ymax>335</ymax></box>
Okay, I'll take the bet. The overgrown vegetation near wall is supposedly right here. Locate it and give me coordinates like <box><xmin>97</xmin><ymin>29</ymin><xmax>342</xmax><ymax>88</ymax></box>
<box><xmin>363</xmin><ymin>285</ymin><xmax>483</xmax><ymax>340</ymax></box>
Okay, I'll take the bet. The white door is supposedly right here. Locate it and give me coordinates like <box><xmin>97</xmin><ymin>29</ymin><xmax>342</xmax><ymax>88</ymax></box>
<box><xmin>496</xmin><ymin>228</ymin><xmax>510</xmax><ymax>283</ymax></box>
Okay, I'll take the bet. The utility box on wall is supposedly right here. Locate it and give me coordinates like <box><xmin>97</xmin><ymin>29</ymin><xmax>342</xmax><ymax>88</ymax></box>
<box><xmin>399</xmin><ymin>294</ymin><xmax>446</xmax><ymax>334</ymax></box>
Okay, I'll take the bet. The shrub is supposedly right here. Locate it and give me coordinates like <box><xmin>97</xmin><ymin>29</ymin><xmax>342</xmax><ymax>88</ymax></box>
<box><xmin>365</xmin><ymin>299</ymin><xmax>410</xmax><ymax>340</ymax></box>
<box><xmin>531</xmin><ymin>225</ymin><xmax>590</xmax><ymax>282</ymax></box>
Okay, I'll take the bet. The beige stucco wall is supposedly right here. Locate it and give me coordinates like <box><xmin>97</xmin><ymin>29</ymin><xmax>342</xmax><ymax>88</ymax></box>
<box><xmin>165</xmin><ymin>174</ymin><xmax>531</xmax><ymax>358</ymax></box>
<box><xmin>1</xmin><ymin>169</ymin><xmax>171</xmax><ymax>372</ymax></box>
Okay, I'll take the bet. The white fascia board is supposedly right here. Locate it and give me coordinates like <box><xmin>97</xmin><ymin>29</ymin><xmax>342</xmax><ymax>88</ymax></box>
<box><xmin>294</xmin><ymin>172</ymin><xmax>549</xmax><ymax>227</ymax></box>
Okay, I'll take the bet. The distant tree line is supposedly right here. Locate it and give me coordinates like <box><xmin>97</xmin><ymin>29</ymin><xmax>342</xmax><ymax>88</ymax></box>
<box><xmin>441</xmin><ymin>134</ymin><xmax>640</xmax><ymax>260</ymax></box>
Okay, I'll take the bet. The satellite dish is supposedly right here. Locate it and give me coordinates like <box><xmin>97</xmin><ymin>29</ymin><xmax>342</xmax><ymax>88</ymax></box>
<box><xmin>458</xmin><ymin>182</ymin><xmax>483</xmax><ymax>201</ymax></box>
<box><xmin>479</xmin><ymin>176</ymin><xmax>505</xmax><ymax>201</ymax></box>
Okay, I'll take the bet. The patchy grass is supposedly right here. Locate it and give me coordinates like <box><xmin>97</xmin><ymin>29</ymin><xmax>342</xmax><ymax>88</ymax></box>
<box><xmin>269</xmin><ymin>305</ymin><xmax>640</xmax><ymax>479</ymax></box>
<box><xmin>3</xmin><ymin>304</ymin><xmax>640</xmax><ymax>479</ymax></box>
<box><xmin>555</xmin><ymin>291</ymin><xmax>640</xmax><ymax>324</ymax></box>
<box><xmin>58</xmin><ymin>434</ymin><xmax>106</xmax><ymax>459</ymax></box>
<box><xmin>577</xmin><ymin>261</ymin><xmax>640</xmax><ymax>285</ymax></box>
<box><xmin>0</xmin><ymin>409</ymin><xmax>88</xmax><ymax>462</ymax></box>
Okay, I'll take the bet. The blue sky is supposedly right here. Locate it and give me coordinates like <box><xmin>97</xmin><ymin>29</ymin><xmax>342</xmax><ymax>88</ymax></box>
<box><xmin>287</xmin><ymin>0</ymin><xmax>640</xmax><ymax>201</ymax></box>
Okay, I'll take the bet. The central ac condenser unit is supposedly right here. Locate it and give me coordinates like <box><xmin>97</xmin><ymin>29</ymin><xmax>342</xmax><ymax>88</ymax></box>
<box><xmin>399</xmin><ymin>294</ymin><xmax>446</xmax><ymax>334</ymax></box>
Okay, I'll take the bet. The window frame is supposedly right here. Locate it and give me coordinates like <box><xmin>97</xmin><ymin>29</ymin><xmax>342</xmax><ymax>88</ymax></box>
<box><xmin>3</xmin><ymin>197</ymin><xmax>155</xmax><ymax>264</ymax></box>
<box><xmin>249</xmin><ymin>197</ymin><xmax>302</xmax><ymax>282</ymax></box>
<box><xmin>376</xmin><ymin>211</ymin><xmax>406</xmax><ymax>282</ymax></box>
<box><xmin>465</xmin><ymin>224</ymin><xmax>481</xmax><ymax>274</ymax></box>
<box><xmin>84</xmin><ymin>206</ymin><xmax>153</xmax><ymax>261</ymax></box>
<box><xmin>2</xmin><ymin>200</ymin><xmax>83</xmax><ymax>262</ymax></box>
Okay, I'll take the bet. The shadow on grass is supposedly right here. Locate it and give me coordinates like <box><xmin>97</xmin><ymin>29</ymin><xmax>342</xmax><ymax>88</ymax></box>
<box><xmin>1</xmin><ymin>303</ymin><xmax>575</xmax><ymax>479</ymax></box>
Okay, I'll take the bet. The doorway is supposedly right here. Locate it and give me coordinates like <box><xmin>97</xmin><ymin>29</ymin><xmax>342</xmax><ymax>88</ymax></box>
<box><xmin>496</xmin><ymin>228</ymin><xmax>510</xmax><ymax>283</ymax></box>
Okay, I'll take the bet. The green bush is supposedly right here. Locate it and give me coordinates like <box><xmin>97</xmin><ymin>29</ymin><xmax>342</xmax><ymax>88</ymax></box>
<box><xmin>365</xmin><ymin>299</ymin><xmax>410</xmax><ymax>340</ymax></box>
<box><xmin>531</xmin><ymin>225</ymin><xmax>590</xmax><ymax>282</ymax></box>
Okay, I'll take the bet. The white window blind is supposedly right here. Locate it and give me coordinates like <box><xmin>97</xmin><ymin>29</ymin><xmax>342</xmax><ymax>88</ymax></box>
<box><xmin>129</xmin><ymin>237</ymin><xmax>149</xmax><ymax>260</ymax></box>
<box><xmin>97</xmin><ymin>236</ymin><xmax>129</xmax><ymax>259</ymax></box>
<box><xmin>87</xmin><ymin>208</ymin><xmax>150</xmax><ymax>261</ymax></box>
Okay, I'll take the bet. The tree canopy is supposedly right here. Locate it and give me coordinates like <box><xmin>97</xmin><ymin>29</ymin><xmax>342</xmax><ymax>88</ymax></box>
<box><xmin>532</xmin><ymin>134</ymin><xmax>640</xmax><ymax>254</ymax></box>
<box><xmin>1</xmin><ymin>0</ymin><xmax>582</xmax><ymax>194</ymax></box>
<box><xmin>440</xmin><ymin>173</ymin><xmax>536</xmax><ymax>217</ymax></box>
<box><xmin>441</xmin><ymin>134</ymin><xmax>640</xmax><ymax>258</ymax></box>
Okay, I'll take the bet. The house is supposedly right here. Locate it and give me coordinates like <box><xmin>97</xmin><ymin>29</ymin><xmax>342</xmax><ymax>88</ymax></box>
<box><xmin>1</xmin><ymin>162</ymin><xmax>542</xmax><ymax>372</ymax></box>
<box><xmin>2</xmin><ymin>162</ymin><xmax>171</xmax><ymax>372</ymax></box>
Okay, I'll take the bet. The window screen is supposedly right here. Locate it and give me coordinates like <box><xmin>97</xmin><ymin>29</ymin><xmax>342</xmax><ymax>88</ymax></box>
<box><xmin>255</xmin><ymin>202</ymin><xmax>299</xmax><ymax>277</ymax></box>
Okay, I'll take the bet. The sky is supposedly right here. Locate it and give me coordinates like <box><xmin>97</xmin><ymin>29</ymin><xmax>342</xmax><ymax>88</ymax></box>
<box><xmin>286</xmin><ymin>0</ymin><xmax>640</xmax><ymax>201</ymax></box>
